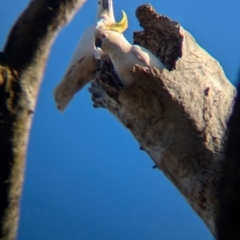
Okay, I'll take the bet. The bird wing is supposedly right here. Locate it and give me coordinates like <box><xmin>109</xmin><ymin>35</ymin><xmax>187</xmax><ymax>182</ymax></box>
<box><xmin>54</xmin><ymin>25</ymin><xmax>97</xmax><ymax>111</ymax></box>
<box><xmin>131</xmin><ymin>45</ymin><xmax>165</xmax><ymax>70</ymax></box>
<box><xmin>54</xmin><ymin>0</ymin><xmax>117</xmax><ymax>111</ymax></box>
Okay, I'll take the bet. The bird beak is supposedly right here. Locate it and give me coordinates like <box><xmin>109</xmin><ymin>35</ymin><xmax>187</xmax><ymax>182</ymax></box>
<box><xmin>95</xmin><ymin>38</ymin><xmax>102</xmax><ymax>48</ymax></box>
<box><xmin>104</xmin><ymin>10</ymin><xmax>128</xmax><ymax>33</ymax></box>
<box><xmin>102</xmin><ymin>0</ymin><xmax>109</xmax><ymax>10</ymax></box>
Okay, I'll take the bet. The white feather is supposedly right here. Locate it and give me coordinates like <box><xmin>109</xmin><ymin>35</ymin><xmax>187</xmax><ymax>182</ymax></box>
<box><xmin>94</xmin><ymin>29</ymin><xmax>166</xmax><ymax>86</ymax></box>
<box><xmin>54</xmin><ymin>0</ymin><xmax>115</xmax><ymax>111</ymax></box>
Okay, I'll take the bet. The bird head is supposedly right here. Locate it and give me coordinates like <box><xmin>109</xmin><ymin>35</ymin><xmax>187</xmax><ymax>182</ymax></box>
<box><xmin>95</xmin><ymin>10</ymin><xmax>128</xmax><ymax>52</ymax></box>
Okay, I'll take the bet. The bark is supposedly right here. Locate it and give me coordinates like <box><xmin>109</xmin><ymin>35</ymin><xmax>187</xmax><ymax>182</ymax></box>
<box><xmin>0</xmin><ymin>0</ymin><xmax>86</xmax><ymax>239</ymax></box>
<box><xmin>89</xmin><ymin>4</ymin><xmax>236</xmax><ymax>237</ymax></box>
<box><xmin>217</xmin><ymin>74</ymin><xmax>240</xmax><ymax>240</ymax></box>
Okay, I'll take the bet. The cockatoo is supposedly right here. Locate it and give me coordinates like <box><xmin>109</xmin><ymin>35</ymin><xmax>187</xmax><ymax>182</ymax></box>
<box><xmin>94</xmin><ymin>23</ymin><xmax>166</xmax><ymax>86</ymax></box>
<box><xmin>54</xmin><ymin>0</ymin><xmax>128</xmax><ymax>111</ymax></box>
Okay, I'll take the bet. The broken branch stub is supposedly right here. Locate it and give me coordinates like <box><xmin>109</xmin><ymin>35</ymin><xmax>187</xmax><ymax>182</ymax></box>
<box><xmin>90</xmin><ymin>4</ymin><xmax>236</xmax><ymax>236</ymax></box>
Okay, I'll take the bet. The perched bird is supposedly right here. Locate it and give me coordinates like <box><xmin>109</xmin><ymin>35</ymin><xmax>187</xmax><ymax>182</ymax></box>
<box><xmin>94</xmin><ymin>22</ymin><xmax>166</xmax><ymax>86</ymax></box>
<box><xmin>54</xmin><ymin>0</ymin><xmax>127</xmax><ymax>111</ymax></box>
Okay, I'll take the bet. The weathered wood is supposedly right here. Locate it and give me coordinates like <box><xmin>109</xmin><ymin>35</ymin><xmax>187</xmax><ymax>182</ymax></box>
<box><xmin>90</xmin><ymin>4</ymin><xmax>236</xmax><ymax>236</ymax></box>
<box><xmin>0</xmin><ymin>0</ymin><xmax>86</xmax><ymax>239</ymax></box>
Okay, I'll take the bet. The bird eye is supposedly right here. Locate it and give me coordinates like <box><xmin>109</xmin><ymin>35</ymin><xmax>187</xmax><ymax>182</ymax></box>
<box><xmin>98</xmin><ymin>1</ymin><xmax>100</xmax><ymax>5</ymax></box>
<box><xmin>102</xmin><ymin>34</ymin><xmax>106</xmax><ymax>38</ymax></box>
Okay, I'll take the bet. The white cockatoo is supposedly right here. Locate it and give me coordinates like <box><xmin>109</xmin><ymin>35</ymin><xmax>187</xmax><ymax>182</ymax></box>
<box><xmin>54</xmin><ymin>0</ymin><xmax>128</xmax><ymax>111</ymax></box>
<box><xmin>94</xmin><ymin>22</ymin><xmax>166</xmax><ymax>86</ymax></box>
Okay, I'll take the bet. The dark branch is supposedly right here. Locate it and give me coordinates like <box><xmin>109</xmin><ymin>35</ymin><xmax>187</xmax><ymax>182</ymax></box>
<box><xmin>0</xmin><ymin>0</ymin><xmax>86</xmax><ymax>239</ymax></box>
<box><xmin>217</xmin><ymin>71</ymin><xmax>240</xmax><ymax>240</ymax></box>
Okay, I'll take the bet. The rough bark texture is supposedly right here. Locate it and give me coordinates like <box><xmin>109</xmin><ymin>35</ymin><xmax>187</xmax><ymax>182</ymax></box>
<box><xmin>217</xmin><ymin>75</ymin><xmax>240</xmax><ymax>240</ymax></box>
<box><xmin>89</xmin><ymin>4</ymin><xmax>236</xmax><ymax>237</ymax></box>
<box><xmin>0</xmin><ymin>0</ymin><xmax>86</xmax><ymax>239</ymax></box>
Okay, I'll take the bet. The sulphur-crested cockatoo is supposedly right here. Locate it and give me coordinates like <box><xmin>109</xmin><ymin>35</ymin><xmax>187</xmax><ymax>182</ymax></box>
<box><xmin>54</xmin><ymin>0</ymin><xmax>128</xmax><ymax>111</ymax></box>
<box><xmin>94</xmin><ymin>23</ymin><xmax>166</xmax><ymax>86</ymax></box>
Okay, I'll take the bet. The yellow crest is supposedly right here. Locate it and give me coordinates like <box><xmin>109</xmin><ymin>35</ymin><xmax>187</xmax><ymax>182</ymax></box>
<box><xmin>104</xmin><ymin>10</ymin><xmax>128</xmax><ymax>33</ymax></box>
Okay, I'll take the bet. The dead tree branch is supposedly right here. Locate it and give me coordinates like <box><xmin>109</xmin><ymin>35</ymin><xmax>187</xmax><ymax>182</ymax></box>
<box><xmin>89</xmin><ymin>4</ymin><xmax>236</xmax><ymax>236</ymax></box>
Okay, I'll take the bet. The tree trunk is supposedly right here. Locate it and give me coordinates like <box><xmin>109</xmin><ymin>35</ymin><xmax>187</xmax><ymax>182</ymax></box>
<box><xmin>89</xmin><ymin>4</ymin><xmax>236</xmax><ymax>237</ymax></box>
<box><xmin>0</xmin><ymin>0</ymin><xmax>86</xmax><ymax>239</ymax></box>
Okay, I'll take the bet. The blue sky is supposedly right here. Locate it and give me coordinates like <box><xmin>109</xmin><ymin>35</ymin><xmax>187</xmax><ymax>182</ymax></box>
<box><xmin>1</xmin><ymin>0</ymin><xmax>240</xmax><ymax>239</ymax></box>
